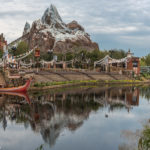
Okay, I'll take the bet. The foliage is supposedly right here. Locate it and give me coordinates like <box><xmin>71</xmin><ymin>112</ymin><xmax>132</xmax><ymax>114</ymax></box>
<box><xmin>141</xmin><ymin>73</ymin><xmax>150</xmax><ymax>80</ymax></box>
<box><xmin>51</xmin><ymin>49</ymin><xmax>126</xmax><ymax>65</ymax></box>
<box><xmin>141</xmin><ymin>54</ymin><xmax>150</xmax><ymax>66</ymax></box>
<box><xmin>40</xmin><ymin>53</ymin><xmax>53</xmax><ymax>61</ymax></box>
<box><xmin>35</xmin><ymin>144</ymin><xmax>44</xmax><ymax>150</ymax></box>
<box><xmin>33</xmin><ymin>80</ymin><xmax>98</xmax><ymax>87</ymax></box>
<box><xmin>140</xmin><ymin>85</ymin><xmax>150</xmax><ymax>100</ymax></box>
<box><xmin>87</xmin><ymin>49</ymin><xmax>107</xmax><ymax>63</ymax></box>
<box><xmin>140</xmin><ymin>58</ymin><xmax>147</xmax><ymax>66</ymax></box>
<box><xmin>57</xmin><ymin>53</ymin><xmax>63</xmax><ymax>61</ymax></box>
<box><xmin>108</xmin><ymin>79</ymin><xmax>141</xmax><ymax>83</ymax></box>
<box><xmin>0</xmin><ymin>49</ymin><xmax>3</xmax><ymax>58</ymax></box>
<box><xmin>109</xmin><ymin>103</ymin><xmax>125</xmax><ymax>111</ymax></box>
<box><xmin>145</xmin><ymin>54</ymin><xmax>150</xmax><ymax>66</ymax></box>
<box><xmin>33</xmin><ymin>79</ymin><xmax>143</xmax><ymax>88</ymax></box>
<box><xmin>54</xmin><ymin>52</ymin><xmax>75</xmax><ymax>61</ymax></box>
<box><xmin>138</xmin><ymin>125</ymin><xmax>150</xmax><ymax>150</ymax></box>
<box><xmin>12</xmin><ymin>41</ymin><xmax>28</xmax><ymax>56</ymax></box>
<box><xmin>108</xmin><ymin>49</ymin><xmax>127</xmax><ymax>59</ymax></box>
<box><xmin>66</xmin><ymin>52</ymin><xmax>74</xmax><ymax>61</ymax></box>
<box><xmin>11</xmin><ymin>44</ymin><xmax>128</xmax><ymax>68</ymax></box>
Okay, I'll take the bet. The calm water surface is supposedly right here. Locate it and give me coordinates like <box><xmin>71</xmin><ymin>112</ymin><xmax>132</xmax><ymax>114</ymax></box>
<box><xmin>0</xmin><ymin>85</ymin><xmax>150</xmax><ymax>150</ymax></box>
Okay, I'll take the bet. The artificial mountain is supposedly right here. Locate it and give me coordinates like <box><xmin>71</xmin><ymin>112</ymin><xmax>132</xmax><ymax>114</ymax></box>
<box><xmin>22</xmin><ymin>4</ymin><xmax>99</xmax><ymax>53</ymax></box>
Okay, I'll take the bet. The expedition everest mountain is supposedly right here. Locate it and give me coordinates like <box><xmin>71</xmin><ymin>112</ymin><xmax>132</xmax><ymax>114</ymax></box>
<box><xmin>12</xmin><ymin>4</ymin><xmax>99</xmax><ymax>53</ymax></box>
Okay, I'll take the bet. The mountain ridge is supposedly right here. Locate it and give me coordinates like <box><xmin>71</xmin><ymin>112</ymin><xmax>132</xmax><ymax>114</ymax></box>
<box><xmin>20</xmin><ymin>4</ymin><xmax>99</xmax><ymax>53</ymax></box>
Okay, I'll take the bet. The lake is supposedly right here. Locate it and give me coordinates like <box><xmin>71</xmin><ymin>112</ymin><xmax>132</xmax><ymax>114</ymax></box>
<box><xmin>0</xmin><ymin>84</ymin><xmax>150</xmax><ymax>150</ymax></box>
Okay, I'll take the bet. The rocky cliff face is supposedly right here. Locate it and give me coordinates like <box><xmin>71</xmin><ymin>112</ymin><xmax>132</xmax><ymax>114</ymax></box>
<box><xmin>23</xmin><ymin>22</ymin><xmax>30</xmax><ymax>35</ymax></box>
<box><xmin>23</xmin><ymin>4</ymin><xmax>99</xmax><ymax>53</ymax></box>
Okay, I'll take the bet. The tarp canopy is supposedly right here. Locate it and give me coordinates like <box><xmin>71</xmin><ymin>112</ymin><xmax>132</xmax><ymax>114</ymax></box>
<box><xmin>94</xmin><ymin>55</ymin><xmax>129</xmax><ymax>67</ymax></box>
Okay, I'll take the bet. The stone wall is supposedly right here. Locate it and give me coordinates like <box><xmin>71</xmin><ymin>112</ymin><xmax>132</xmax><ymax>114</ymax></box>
<box><xmin>25</xmin><ymin>71</ymin><xmax>130</xmax><ymax>83</ymax></box>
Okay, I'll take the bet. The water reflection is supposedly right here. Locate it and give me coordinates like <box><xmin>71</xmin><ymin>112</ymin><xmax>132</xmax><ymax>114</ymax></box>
<box><xmin>139</xmin><ymin>85</ymin><xmax>150</xmax><ymax>100</ymax></box>
<box><xmin>0</xmin><ymin>85</ymin><xmax>147</xmax><ymax>150</ymax></box>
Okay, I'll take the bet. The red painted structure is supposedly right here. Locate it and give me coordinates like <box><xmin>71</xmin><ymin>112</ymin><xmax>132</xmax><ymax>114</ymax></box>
<box><xmin>126</xmin><ymin>57</ymin><xmax>140</xmax><ymax>75</ymax></box>
<box><xmin>0</xmin><ymin>33</ymin><xmax>7</xmax><ymax>51</ymax></box>
<box><xmin>0</xmin><ymin>78</ymin><xmax>31</xmax><ymax>92</ymax></box>
<box><xmin>35</xmin><ymin>48</ymin><xmax>40</xmax><ymax>57</ymax></box>
<box><xmin>0</xmin><ymin>91</ymin><xmax>31</xmax><ymax>104</ymax></box>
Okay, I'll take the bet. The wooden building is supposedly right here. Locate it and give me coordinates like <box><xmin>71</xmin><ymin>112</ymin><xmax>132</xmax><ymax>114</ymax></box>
<box><xmin>41</xmin><ymin>60</ymin><xmax>67</xmax><ymax>69</ymax></box>
<box><xmin>94</xmin><ymin>50</ymin><xmax>140</xmax><ymax>75</ymax></box>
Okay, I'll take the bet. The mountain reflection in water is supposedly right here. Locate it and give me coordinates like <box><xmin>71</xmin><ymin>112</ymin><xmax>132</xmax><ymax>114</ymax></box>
<box><xmin>0</xmin><ymin>85</ymin><xmax>146</xmax><ymax>150</ymax></box>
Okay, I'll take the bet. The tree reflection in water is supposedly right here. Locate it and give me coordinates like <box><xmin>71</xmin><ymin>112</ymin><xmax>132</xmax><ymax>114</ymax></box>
<box><xmin>138</xmin><ymin>123</ymin><xmax>150</xmax><ymax>150</ymax></box>
<box><xmin>119</xmin><ymin>84</ymin><xmax>150</xmax><ymax>150</ymax></box>
<box><xmin>120</xmin><ymin>122</ymin><xmax>150</xmax><ymax>150</ymax></box>
<box><xmin>140</xmin><ymin>85</ymin><xmax>150</xmax><ymax>101</ymax></box>
<box><xmin>0</xmin><ymin>85</ymin><xmax>144</xmax><ymax>148</ymax></box>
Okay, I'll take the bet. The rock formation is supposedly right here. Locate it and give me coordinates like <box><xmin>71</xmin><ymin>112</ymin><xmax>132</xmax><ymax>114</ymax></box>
<box><xmin>23</xmin><ymin>22</ymin><xmax>30</xmax><ymax>35</ymax></box>
<box><xmin>22</xmin><ymin>4</ymin><xmax>99</xmax><ymax>53</ymax></box>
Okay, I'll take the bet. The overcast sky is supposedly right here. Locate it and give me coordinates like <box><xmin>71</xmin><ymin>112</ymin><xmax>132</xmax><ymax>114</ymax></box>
<box><xmin>0</xmin><ymin>0</ymin><xmax>150</xmax><ymax>56</ymax></box>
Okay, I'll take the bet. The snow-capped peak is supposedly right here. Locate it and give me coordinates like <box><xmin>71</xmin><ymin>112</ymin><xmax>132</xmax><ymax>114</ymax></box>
<box><xmin>41</xmin><ymin>4</ymin><xmax>63</xmax><ymax>26</ymax></box>
<box><xmin>50</xmin><ymin>4</ymin><xmax>62</xmax><ymax>22</ymax></box>
<box><xmin>20</xmin><ymin>4</ymin><xmax>99</xmax><ymax>53</ymax></box>
<box><xmin>23</xmin><ymin>22</ymin><xmax>30</xmax><ymax>35</ymax></box>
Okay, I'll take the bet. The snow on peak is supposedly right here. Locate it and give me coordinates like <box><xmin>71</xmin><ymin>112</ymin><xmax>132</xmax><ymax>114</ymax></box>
<box><xmin>50</xmin><ymin>4</ymin><xmax>62</xmax><ymax>22</ymax></box>
<box><xmin>34</xmin><ymin>4</ymin><xmax>89</xmax><ymax>49</ymax></box>
<box><xmin>21</xmin><ymin>4</ymin><xmax>96</xmax><ymax>52</ymax></box>
<box><xmin>41</xmin><ymin>4</ymin><xmax>63</xmax><ymax>26</ymax></box>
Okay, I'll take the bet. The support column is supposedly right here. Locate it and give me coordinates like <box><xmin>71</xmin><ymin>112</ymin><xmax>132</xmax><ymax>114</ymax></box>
<box><xmin>63</xmin><ymin>62</ymin><xmax>66</xmax><ymax>69</ymax></box>
<box><xmin>54</xmin><ymin>63</ymin><xmax>56</xmax><ymax>69</ymax></box>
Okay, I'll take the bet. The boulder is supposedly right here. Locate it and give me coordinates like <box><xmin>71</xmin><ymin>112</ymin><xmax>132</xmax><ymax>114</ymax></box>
<box><xmin>67</xmin><ymin>21</ymin><xmax>84</xmax><ymax>31</ymax></box>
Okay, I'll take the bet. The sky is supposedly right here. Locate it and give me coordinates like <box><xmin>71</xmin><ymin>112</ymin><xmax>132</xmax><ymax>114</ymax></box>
<box><xmin>0</xmin><ymin>0</ymin><xmax>150</xmax><ymax>57</ymax></box>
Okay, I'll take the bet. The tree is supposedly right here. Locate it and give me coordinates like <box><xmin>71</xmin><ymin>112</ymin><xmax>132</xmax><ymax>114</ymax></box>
<box><xmin>145</xmin><ymin>54</ymin><xmax>150</xmax><ymax>66</ymax></box>
<box><xmin>13</xmin><ymin>41</ymin><xmax>28</xmax><ymax>56</ymax></box>
<box><xmin>0</xmin><ymin>49</ymin><xmax>3</xmax><ymax>58</ymax></box>
<box><xmin>108</xmin><ymin>49</ymin><xmax>126</xmax><ymax>59</ymax></box>
<box><xmin>57</xmin><ymin>53</ymin><xmax>63</xmax><ymax>61</ymax></box>
<box><xmin>41</xmin><ymin>52</ymin><xmax>53</xmax><ymax>61</ymax></box>
<box><xmin>66</xmin><ymin>52</ymin><xmax>74</xmax><ymax>61</ymax></box>
<box><xmin>138</xmin><ymin>124</ymin><xmax>150</xmax><ymax>150</ymax></box>
<box><xmin>86</xmin><ymin>49</ymin><xmax>108</xmax><ymax>63</ymax></box>
<box><xmin>140</xmin><ymin>58</ymin><xmax>146</xmax><ymax>66</ymax></box>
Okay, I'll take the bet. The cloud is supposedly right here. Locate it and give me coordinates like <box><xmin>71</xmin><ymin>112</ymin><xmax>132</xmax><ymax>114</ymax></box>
<box><xmin>0</xmin><ymin>0</ymin><xmax>150</xmax><ymax>56</ymax></box>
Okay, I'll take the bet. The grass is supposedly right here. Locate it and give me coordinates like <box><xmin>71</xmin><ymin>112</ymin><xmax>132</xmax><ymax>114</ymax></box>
<box><xmin>108</xmin><ymin>79</ymin><xmax>141</xmax><ymax>83</ymax></box>
<box><xmin>33</xmin><ymin>79</ymin><xmax>144</xmax><ymax>88</ymax></box>
<box><xmin>33</xmin><ymin>80</ymin><xmax>98</xmax><ymax>87</ymax></box>
<box><xmin>141</xmin><ymin>73</ymin><xmax>150</xmax><ymax>80</ymax></box>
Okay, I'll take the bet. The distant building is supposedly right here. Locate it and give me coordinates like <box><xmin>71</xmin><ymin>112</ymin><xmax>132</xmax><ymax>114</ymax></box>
<box><xmin>94</xmin><ymin>49</ymin><xmax>140</xmax><ymax>75</ymax></box>
<box><xmin>126</xmin><ymin>50</ymin><xmax>140</xmax><ymax>75</ymax></box>
<box><xmin>0</xmin><ymin>33</ymin><xmax>7</xmax><ymax>52</ymax></box>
